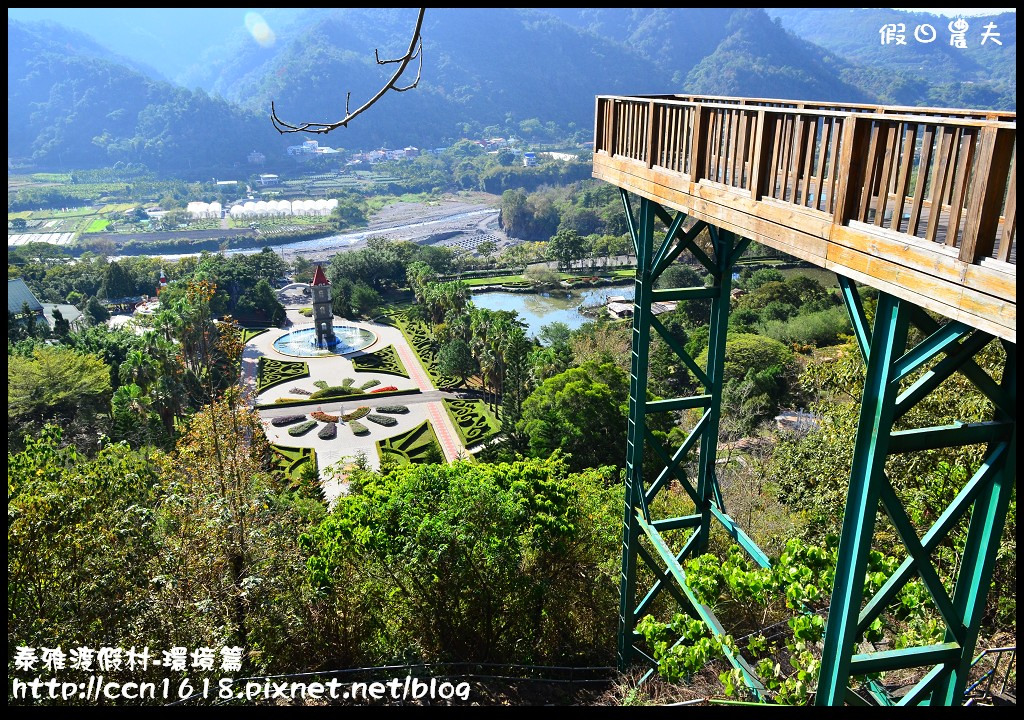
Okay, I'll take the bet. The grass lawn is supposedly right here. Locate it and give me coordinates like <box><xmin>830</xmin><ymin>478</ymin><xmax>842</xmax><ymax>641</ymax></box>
<box><xmin>85</xmin><ymin>218</ymin><xmax>109</xmax><ymax>233</ymax></box>
<box><xmin>462</xmin><ymin>274</ymin><xmax>531</xmax><ymax>287</ymax></box>
<box><xmin>241</xmin><ymin>328</ymin><xmax>270</xmax><ymax>344</ymax></box>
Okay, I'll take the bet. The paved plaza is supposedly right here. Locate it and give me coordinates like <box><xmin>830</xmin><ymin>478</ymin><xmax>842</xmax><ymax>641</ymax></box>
<box><xmin>242</xmin><ymin>305</ymin><xmax>466</xmax><ymax>504</ymax></box>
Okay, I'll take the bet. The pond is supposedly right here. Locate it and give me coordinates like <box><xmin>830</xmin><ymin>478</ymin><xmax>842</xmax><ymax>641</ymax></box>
<box><xmin>471</xmin><ymin>285</ymin><xmax>634</xmax><ymax>338</ymax></box>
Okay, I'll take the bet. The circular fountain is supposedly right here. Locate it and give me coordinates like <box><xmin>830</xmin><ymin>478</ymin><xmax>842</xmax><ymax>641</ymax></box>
<box><xmin>272</xmin><ymin>324</ymin><xmax>376</xmax><ymax>358</ymax></box>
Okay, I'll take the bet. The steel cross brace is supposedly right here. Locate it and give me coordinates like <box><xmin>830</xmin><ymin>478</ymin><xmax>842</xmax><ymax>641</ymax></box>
<box><xmin>616</xmin><ymin>194</ymin><xmax>769</xmax><ymax>699</ymax></box>
<box><xmin>817</xmin><ymin>278</ymin><xmax>1016</xmax><ymax>706</ymax></box>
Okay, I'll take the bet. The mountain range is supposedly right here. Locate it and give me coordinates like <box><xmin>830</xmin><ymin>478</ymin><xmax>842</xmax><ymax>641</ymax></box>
<box><xmin>6</xmin><ymin>8</ymin><xmax>1016</xmax><ymax>176</ymax></box>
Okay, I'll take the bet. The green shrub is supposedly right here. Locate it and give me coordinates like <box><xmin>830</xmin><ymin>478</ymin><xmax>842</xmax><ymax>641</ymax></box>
<box><xmin>376</xmin><ymin>405</ymin><xmax>409</xmax><ymax>414</ymax></box>
<box><xmin>314</xmin><ymin>380</ymin><xmax>329</xmax><ymax>390</ymax></box>
<box><xmin>760</xmin><ymin>306</ymin><xmax>852</xmax><ymax>348</ymax></box>
<box><xmin>271</xmin><ymin>414</ymin><xmax>306</xmax><ymax>427</ymax></box>
<box><xmin>288</xmin><ymin>420</ymin><xmax>318</xmax><ymax>436</ymax></box>
<box><xmin>318</xmin><ymin>422</ymin><xmax>337</xmax><ymax>440</ymax></box>
<box><xmin>367</xmin><ymin>413</ymin><xmax>398</xmax><ymax>427</ymax></box>
<box><xmin>342</xmin><ymin>407</ymin><xmax>370</xmax><ymax>422</ymax></box>
<box><xmin>309</xmin><ymin>386</ymin><xmax>363</xmax><ymax>400</ymax></box>
<box><xmin>360</xmin><ymin>379</ymin><xmax>381</xmax><ymax>390</ymax></box>
<box><xmin>349</xmin><ymin>420</ymin><xmax>369</xmax><ymax>435</ymax></box>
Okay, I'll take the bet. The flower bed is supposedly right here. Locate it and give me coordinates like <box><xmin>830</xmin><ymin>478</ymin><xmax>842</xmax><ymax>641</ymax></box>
<box><xmin>370</xmin><ymin>386</ymin><xmax>398</xmax><ymax>394</ymax></box>
<box><xmin>271</xmin><ymin>414</ymin><xmax>307</xmax><ymax>427</ymax></box>
<box><xmin>311</xmin><ymin>410</ymin><xmax>339</xmax><ymax>423</ymax></box>
<box><xmin>366</xmin><ymin>413</ymin><xmax>397</xmax><ymax>427</ymax></box>
<box><xmin>342</xmin><ymin>407</ymin><xmax>370</xmax><ymax>422</ymax></box>
<box><xmin>317</xmin><ymin>422</ymin><xmax>337</xmax><ymax>440</ymax></box>
<box><xmin>376</xmin><ymin>405</ymin><xmax>409</xmax><ymax>414</ymax></box>
<box><xmin>359</xmin><ymin>379</ymin><xmax>381</xmax><ymax>390</ymax></box>
<box><xmin>289</xmin><ymin>387</ymin><xmax>312</xmax><ymax>395</ymax></box>
<box><xmin>349</xmin><ymin>420</ymin><xmax>369</xmax><ymax>436</ymax></box>
<box><xmin>309</xmin><ymin>386</ymin><xmax>364</xmax><ymax>400</ymax></box>
<box><xmin>287</xmin><ymin>420</ymin><xmax>318</xmax><ymax>436</ymax></box>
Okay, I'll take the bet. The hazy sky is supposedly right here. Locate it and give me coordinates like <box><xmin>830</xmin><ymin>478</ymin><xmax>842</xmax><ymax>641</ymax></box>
<box><xmin>892</xmin><ymin>7</ymin><xmax>1015</xmax><ymax>15</ymax></box>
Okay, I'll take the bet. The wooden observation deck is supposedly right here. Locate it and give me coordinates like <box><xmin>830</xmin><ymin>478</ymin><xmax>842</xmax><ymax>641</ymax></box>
<box><xmin>593</xmin><ymin>95</ymin><xmax>1016</xmax><ymax>342</ymax></box>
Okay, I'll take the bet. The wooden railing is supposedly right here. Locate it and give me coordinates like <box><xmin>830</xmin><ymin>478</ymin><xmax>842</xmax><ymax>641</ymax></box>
<box><xmin>595</xmin><ymin>95</ymin><xmax>1016</xmax><ymax>267</ymax></box>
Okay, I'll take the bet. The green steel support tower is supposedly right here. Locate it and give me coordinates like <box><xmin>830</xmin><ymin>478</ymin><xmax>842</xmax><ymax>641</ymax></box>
<box><xmin>815</xmin><ymin>279</ymin><xmax>1016</xmax><ymax>706</ymax></box>
<box><xmin>616</xmin><ymin>191</ymin><xmax>1016</xmax><ymax>707</ymax></box>
<box><xmin>617</xmin><ymin>193</ymin><xmax>769</xmax><ymax>696</ymax></box>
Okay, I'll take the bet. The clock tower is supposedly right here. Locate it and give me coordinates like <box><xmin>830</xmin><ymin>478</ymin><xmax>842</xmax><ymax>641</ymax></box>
<box><xmin>311</xmin><ymin>264</ymin><xmax>335</xmax><ymax>347</ymax></box>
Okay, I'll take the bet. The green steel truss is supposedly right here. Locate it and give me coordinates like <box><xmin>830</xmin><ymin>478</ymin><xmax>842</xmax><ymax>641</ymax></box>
<box><xmin>615</xmin><ymin>190</ymin><xmax>1016</xmax><ymax>707</ymax></box>
<box><xmin>816</xmin><ymin>278</ymin><xmax>1016</xmax><ymax>706</ymax></box>
<box><xmin>616</xmin><ymin>193</ymin><xmax>770</xmax><ymax>697</ymax></box>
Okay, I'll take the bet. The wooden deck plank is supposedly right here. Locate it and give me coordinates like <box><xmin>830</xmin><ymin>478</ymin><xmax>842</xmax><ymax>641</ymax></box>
<box><xmin>593</xmin><ymin>152</ymin><xmax>1015</xmax><ymax>342</ymax></box>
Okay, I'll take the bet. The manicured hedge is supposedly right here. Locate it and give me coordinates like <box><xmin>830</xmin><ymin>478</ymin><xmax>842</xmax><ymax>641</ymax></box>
<box><xmin>376</xmin><ymin>405</ymin><xmax>409</xmax><ymax>414</ymax></box>
<box><xmin>257</xmin><ymin>357</ymin><xmax>310</xmax><ymax>394</ymax></box>
<box><xmin>351</xmin><ymin>344</ymin><xmax>409</xmax><ymax>378</ymax></box>
<box><xmin>443</xmin><ymin>399</ymin><xmax>500</xmax><ymax>447</ymax></box>
<box><xmin>376</xmin><ymin>420</ymin><xmax>443</xmax><ymax>466</ymax></box>
<box><xmin>269</xmin><ymin>444</ymin><xmax>317</xmax><ymax>481</ymax></box>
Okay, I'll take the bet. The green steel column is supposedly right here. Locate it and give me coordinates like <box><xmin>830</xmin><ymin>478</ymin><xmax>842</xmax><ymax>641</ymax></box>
<box><xmin>933</xmin><ymin>341</ymin><xmax>1016</xmax><ymax>704</ymax></box>
<box><xmin>618</xmin><ymin>195</ymin><xmax>656</xmax><ymax>670</ymax></box>
<box><xmin>817</xmin><ymin>292</ymin><xmax>909</xmax><ymax>706</ymax></box>
<box><xmin>695</xmin><ymin>228</ymin><xmax>734</xmax><ymax>552</ymax></box>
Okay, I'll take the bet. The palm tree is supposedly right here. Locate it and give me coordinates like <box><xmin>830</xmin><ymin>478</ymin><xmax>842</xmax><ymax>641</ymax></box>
<box><xmin>119</xmin><ymin>349</ymin><xmax>158</xmax><ymax>392</ymax></box>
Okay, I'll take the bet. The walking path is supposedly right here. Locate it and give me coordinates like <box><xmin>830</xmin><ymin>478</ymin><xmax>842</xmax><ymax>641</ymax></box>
<box><xmin>392</xmin><ymin>340</ymin><xmax>464</xmax><ymax>463</ymax></box>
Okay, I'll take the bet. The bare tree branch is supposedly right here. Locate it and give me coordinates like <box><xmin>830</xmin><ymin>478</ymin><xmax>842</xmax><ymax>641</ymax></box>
<box><xmin>270</xmin><ymin>7</ymin><xmax>425</xmax><ymax>135</ymax></box>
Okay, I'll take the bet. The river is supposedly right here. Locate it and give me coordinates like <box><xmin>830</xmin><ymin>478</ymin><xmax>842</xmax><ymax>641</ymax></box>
<box><xmin>111</xmin><ymin>208</ymin><xmax>498</xmax><ymax>261</ymax></box>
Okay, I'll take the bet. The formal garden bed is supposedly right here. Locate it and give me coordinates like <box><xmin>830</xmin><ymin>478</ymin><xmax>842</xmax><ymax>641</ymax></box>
<box><xmin>257</xmin><ymin>357</ymin><xmax>310</xmax><ymax>394</ymax></box>
<box><xmin>376</xmin><ymin>420</ymin><xmax>444</xmax><ymax>466</ymax></box>
<box><xmin>287</xmin><ymin>420</ymin><xmax>318</xmax><ymax>436</ymax></box>
<box><xmin>351</xmin><ymin>344</ymin><xmax>410</xmax><ymax>378</ymax></box>
<box><xmin>256</xmin><ymin>388</ymin><xmax>420</xmax><ymax>409</ymax></box>
<box><xmin>388</xmin><ymin>311</ymin><xmax>459</xmax><ymax>389</ymax></box>
<box><xmin>269</xmin><ymin>444</ymin><xmax>317</xmax><ymax>480</ymax></box>
<box><xmin>442</xmin><ymin>399</ymin><xmax>501</xmax><ymax>448</ymax></box>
